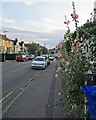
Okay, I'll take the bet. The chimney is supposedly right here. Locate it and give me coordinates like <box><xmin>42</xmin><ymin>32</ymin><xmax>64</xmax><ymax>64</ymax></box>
<box><xmin>4</xmin><ymin>34</ymin><xmax>7</xmax><ymax>38</ymax></box>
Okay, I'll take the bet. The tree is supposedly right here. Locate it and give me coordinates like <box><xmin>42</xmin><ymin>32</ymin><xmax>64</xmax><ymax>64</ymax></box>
<box><xmin>41</xmin><ymin>47</ymin><xmax>49</xmax><ymax>54</ymax></box>
<box><xmin>27</xmin><ymin>42</ymin><xmax>40</xmax><ymax>55</ymax></box>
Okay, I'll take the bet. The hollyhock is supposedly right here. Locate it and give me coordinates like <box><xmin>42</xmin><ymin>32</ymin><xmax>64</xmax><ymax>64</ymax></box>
<box><xmin>56</xmin><ymin>70</ymin><xmax>58</xmax><ymax>73</ymax></box>
<box><xmin>58</xmin><ymin>92</ymin><xmax>61</xmax><ymax>96</ymax></box>
<box><xmin>71</xmin><ymin>14</ymin><xmax>79</xmax><ymax>21</ymax></box>
<box><xmin>76</xmin><ymin>42</ymin><xmax>82</xmax><ymax>47</ymax></box>
<box><xmin>58</xmin><ymin>50</ymin><xmax>60</xmax><ymax>53</ymax></box>
<box><xmin>65</xmin><ymin>69</ymin><xmax>67</xmax><ymax>72</ymax></box>
<box><xmin>81</xmin><ymin>37</ymin><xmax>83</xmax><ymax>41</ymax></box>
<box><xmin>66</xmin><ymin>37</ymin><xmax>69</xmax><ymax>41</ymax></box>
<box><xmin>54</xmin><ymin>59</ymin><xmax>56</xmax><ymax>62</ymax></box>
<box><xmin>58</xmin><ymin>67</ymin><xmax>60</xmax><ymax>71</ymax></box>
<box><xmin>55</xmin><ymin>74</ymin><xmax>58</xmax><ymax>78</ymax></box>
<box><xmin>59</xmin><ymin>43</ymin><xmax>62</xmax><ymax>49</ymax></box>
<box><xmin>86</xmin><ymin>52</ymin><xmax>88</xmax><ymax>59</ymax></box>
<box><xmin>68</xmin><ymin>21</ymin><xmax>70</xmax><ymax>24</ymax></box>
<box><xmin>66</xmin><ymin>61</ymin><xmax>69</xmax><ymax>66</ymax></box>
<box><xmin>74</xmin><ymin>37</ymin><xmax>77</xmax><ymax>43</ymax></box>
<box><xmin>74</xmin><ymin>14</ymin><xmax>79</xmax><ymax>19</ymax></box>
<box><xmin>72</xmin><ymin>43</ymin><xmax>74</xmax><ymax>46</ymax></box>
<box><xmin>64</xmin><ymin>22</ymin><xmax>67</xmax><ymax>24</ymax></box>
<box><xmin>58</xmin><ymin>53</ymin><xmax>61</xmax><ymax>58</ymax></box>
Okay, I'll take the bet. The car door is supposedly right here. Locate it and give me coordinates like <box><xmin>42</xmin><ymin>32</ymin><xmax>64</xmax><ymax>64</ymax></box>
<box><xmin>45</xmin><ymin>57</ymin><xmax>47</xmax><ymax>66</ymax></box>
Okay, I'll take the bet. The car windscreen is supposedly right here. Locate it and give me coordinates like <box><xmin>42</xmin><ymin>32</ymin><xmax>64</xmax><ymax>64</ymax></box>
<box><xmin>34</xmin><ymin>58</ymin><xmax>44</xmax><ymax>61</ymax></box>
<box><xmin>50</xmin><ymin>55</ymin><xmax>54</xmax><ymax>57</ymax></box>
<box><xmin>17</xmin><ymin>55</ymin><xmax>22</xmax><ymax>57</ymax></box>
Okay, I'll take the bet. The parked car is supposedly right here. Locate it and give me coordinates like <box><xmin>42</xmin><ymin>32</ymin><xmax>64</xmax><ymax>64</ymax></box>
<box><xmin>16</xmin><ymin>55</ymin><xmax>28</xmax><ymax>62</ymax></box>
<box><xmin>28</xmin><ymin>55</ymin><xmax>35</xmax><ymax>60</ymax></box>
<box><xmin>31</xmin><ymin>56</ymin><xmax>47</xmax><ymax>69</ymax></box>
<box><xmin>53</xmin><ymin>54</ymin><xmax>58</xmax><ymax>58</ymax></box>
<box><xmin>42</xmin><ymin>55</ymin><xmax>50</xmax><ymax>65</ymax></box>
<box><xmin>49</xmin><ymin>55</ymin><xmax>55</xmax><ymax>61</ymax></box>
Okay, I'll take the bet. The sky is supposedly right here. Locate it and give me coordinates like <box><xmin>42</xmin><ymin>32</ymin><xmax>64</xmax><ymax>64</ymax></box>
<box><xmin>0</xmin><ymin>0</ymin><xmax>96</xmax><ymax>49</ymax></box>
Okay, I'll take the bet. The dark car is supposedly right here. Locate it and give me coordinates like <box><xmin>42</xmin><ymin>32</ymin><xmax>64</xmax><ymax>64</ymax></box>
<box><xmin>28</xmin><ymin>55</ymin><xmax>35</xmax><ymax>60</ymax></box>
<box><xmin>49</xmin><ymin>55</ymin><xmax>54</xmax><ymax>61</ymax></box>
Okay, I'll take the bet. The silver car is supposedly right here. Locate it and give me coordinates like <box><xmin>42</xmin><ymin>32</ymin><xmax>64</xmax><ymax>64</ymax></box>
<box><xmin>31</xmin><ymin>56</ymin><xmax>47</xmax><ymax>69</ymax></box>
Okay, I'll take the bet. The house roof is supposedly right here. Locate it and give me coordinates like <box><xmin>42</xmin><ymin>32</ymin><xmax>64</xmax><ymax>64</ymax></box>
<box><xmin>0</xmin><ymin>34</ymin><xmax>14</xmax><ymax>42</ymax></box>
<box><xmin>0</xmin><ymin>34</ymin><xmax>24</xmax><ymax>46</ymax></box>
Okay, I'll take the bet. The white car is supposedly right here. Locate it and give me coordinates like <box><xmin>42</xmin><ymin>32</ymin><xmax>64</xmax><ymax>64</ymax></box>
<box><xmin>31</xmin><ymin>56</ymin><xmax>47</xmax><ymax>69</ymax></box>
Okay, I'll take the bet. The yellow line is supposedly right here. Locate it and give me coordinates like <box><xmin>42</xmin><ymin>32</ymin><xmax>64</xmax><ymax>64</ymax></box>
<box><xmin>0</xmin><ymin>90</ymin><xmax>14</xmax><ymax>103</ymax></box>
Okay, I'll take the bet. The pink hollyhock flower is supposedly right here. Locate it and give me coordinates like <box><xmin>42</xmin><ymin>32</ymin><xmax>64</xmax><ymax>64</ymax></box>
<box><xmin>56</xmin><ymin>70</ymin><xmax>58</xmax><ymax>73</ymax></box>
<box><xmin>58</xmin><ymin>92</ymin><xmax>61</xmax><ymax>96</ymax></box>
<box><xmin>86</xmin><ymin>52</ymin><xmax>88</xmax><ymax>59</ymax></box>
<box><xmin>58</xmin><ymin>53</ymin><xmax>61</xmax><ymax>58</ymax></box>
<box><xmin>64</xmin><ymin>22</ymin><xmax>67</xmax><ymax>24</ymax></box>
<box><xmin>74</xmin><ymin>37</ymin><xmax>77</xmax><ymax>43</ymax></box>
<box><xmin>68</xmin><ymin>21</ymin><xmax>70</xmax><ymax>24</ymax></box>
<box><xmin>76</xmin><ymin>59</ymin><xmax>78</xmax><ymax>61</ymax></box>
<box><xmin>66</xmin><ymin>37</ymin><xmax>69</xmax><ymax>41</ymax></box>
<box><xmin>58</xmin><ymin>50</ymin><xmax>60</xmax><ymax>53</ymax></box>
<box><xmin>66</xmin><ymin>61</ymin><xmax>69</xmax><ymax>66</ymax></box>
<box><xmin>81</xmin><ymin>37</ymin><xmax>83</xmax><ymax>41</ymax></box>
<box><xmin>72</xmin><ymin>43</ymin><xmax>74</xmax><ymax>46</ymax></box>
<box><xmin>76</xmin><ymin>53</ymin><xmax>79</xmax><ymax>56</ymax></box>
<box><xmin>65</xmin><ymin>69</ymin><xmax>67</xmax><ymax>72</ymax></box>
<box><xmin>74</xmin><ymin>14</ymin><xmax>79</xmax><ymax>19</ymax></box>
<box><xmin>71</xmin><ymin>14</ymin><xmax>73</xmax><ymax>16</ymax></box>
<box><xmin>76</xmin><ymin>42</ymin><xmax>82</xmax><ymax>47</ymax></box>
<box><xmin>58</xmin><ymin>67</ymin><xmax>60</xmax><ymax>71</ymax></box>
<box><xmin>55</xmin><ymin>74</ymin><xmax>58</xmax><ymax>78</ymax></box>
<box><xmin>59</xmin><ymin>43</ymin><xmax>62</xmax><ymax>49</ymax></box>
<box><xmin>72</xmin><ymin>49</ymin><xmax>74</xmax><ymax>52</ymax></box>
<box><xmin>54</xmin><ymin>59</ymin><xmax>56</xmax><ymax>62</ymax></box>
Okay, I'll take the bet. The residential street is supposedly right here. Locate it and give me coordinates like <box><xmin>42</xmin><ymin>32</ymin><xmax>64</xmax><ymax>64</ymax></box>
<box><xmin>2</xmin><ymin>60</ymin><xmax>66</xmax><ymax>118</ymax></box>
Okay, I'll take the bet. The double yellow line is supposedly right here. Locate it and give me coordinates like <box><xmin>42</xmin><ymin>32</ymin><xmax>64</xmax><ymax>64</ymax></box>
<box><xmin>0</xmin><ymin>90</ymin><xmax>15</xmax><ymax>104</ymax></box>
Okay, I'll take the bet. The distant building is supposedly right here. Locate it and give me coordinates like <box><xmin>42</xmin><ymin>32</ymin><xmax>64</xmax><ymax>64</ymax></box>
<box><xmin>0</xmin><ymin>34</ymin><xmax>24</xmax><ymax>54</ymax></box>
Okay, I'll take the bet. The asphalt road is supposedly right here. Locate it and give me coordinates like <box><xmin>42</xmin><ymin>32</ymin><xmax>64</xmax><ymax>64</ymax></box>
<box><xmin>1</xmin><ymin>60</ymin><xmax>66</xmax><ymax>118</ymax></box>
<box><xmin>2</xmin><ymin>60</ymin><xmax>41</xmax><ymax>97</ymax></box>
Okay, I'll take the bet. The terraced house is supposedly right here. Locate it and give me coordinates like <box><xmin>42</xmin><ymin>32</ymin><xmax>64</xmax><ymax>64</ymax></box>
<box><xmin>0</xmin><ymin>34</ymin><xmax>24</xmax><ymax>54</ymax></box>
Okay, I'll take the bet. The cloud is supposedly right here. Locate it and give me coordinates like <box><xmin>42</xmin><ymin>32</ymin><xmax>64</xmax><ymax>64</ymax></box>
<box><xmin>2</xmin><ymin>17</ymin><xmax>15</xmax><ymax>24</ymax></box>
<box><xmin>24</xmin><ymin>1</ymin><xmax>34</xmax><ymax>6</ymax></box>
<box><xmin>36</xmin><ymin>38</ymin><xmax>51</xmax><ymax>41</ymax></box>
<box><xmin>1</xmin><ymin>25</ymin><xmax>65</xmax><ymax>49</ymax></box>
<box><xmin>23</xmin><ymin>20</ymin><xmax>64</xmax><ymax>33</ymax></box>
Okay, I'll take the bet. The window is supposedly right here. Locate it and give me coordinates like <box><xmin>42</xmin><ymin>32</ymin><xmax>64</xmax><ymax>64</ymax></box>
<box><xmin>0</xmin><ymin>40</ymin><xmax>2</xmax><ymax>45</ymax></box>
<box><xmin>8</xmin><ymin>42</ymin><xmax>10</xmax><ymax>47</ymax></box>
<box><xmin>5</xmin><ymin>42</ymin><xmax>7</xmax><ymax>46</ymax></box>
